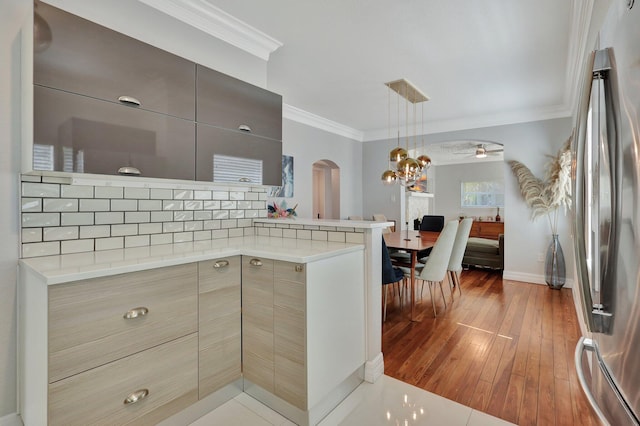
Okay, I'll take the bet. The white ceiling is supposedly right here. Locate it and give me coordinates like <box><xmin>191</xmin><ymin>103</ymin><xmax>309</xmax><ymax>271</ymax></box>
<box><xmin>198</xmin><ymin>0</ymin><xmax>588</xmax><ymax>141</ymax></box>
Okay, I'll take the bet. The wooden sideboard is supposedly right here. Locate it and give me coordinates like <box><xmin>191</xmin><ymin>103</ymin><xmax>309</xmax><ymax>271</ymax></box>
<box><xmin>469</xmin><ymin>221</ymin><xmax>504</xmax><ymax>240</ymax></box>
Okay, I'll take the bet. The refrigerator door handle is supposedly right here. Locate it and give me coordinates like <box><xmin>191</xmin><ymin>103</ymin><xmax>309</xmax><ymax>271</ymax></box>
<box><xmin>575</xmin><ymin>337</ymin><xmax>611</xmax><ymax>425</ymax></box>
<box><xmin>573</xmin><ymin>50</ymin><xmax>597</xmax><ymax>332</ymax></box>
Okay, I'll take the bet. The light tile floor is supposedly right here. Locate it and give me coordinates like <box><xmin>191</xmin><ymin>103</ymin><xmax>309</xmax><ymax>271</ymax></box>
<box><xmin>190</xmin><ymin>375</ymin><xmax>515</xmax><ymax>426</ymax></box>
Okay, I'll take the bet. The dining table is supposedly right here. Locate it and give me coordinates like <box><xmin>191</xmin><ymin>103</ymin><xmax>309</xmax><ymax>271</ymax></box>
<box><xmin>383</xmin><ymin>230</ymin><xmax>440</xmax><ymax>321</ymax></box>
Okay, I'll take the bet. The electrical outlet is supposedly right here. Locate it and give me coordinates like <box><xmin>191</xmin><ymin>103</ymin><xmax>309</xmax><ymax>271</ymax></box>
<box><xmin>537</xmin><ymin>253</ymin><xmax>545</xmax><ymax>262</ymax></box>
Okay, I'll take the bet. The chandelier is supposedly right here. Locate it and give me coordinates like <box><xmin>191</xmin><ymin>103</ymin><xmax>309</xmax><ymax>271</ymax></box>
<box><xmin>381</xmin><ymin>79</ymin><xmax>431</xmax><ymax>187</ymax></box>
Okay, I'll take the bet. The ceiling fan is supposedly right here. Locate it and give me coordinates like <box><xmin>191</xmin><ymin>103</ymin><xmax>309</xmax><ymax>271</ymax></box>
<box><xmin>474</xmin><ymin>144</ymin><xmax>503</xmax><ymax>158</ymax></box>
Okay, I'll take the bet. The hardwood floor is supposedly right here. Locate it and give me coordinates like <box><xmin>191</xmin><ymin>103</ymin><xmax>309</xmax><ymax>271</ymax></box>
<box><xmin>382</xmin><ymin>268</ymin><xmax>601</xmax><ymax>426</ymax></box>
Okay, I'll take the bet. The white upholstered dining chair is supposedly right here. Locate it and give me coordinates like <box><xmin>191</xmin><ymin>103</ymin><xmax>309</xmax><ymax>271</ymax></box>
<box><xmin>447</xmin><ymin>218</ymin><xmax>473</xmax><ymax>295</ymax></box>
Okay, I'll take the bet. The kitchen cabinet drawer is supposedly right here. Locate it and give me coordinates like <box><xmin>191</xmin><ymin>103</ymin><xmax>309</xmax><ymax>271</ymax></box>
<box><xmin>198</xmin><ymin>257</ymin><xmax>241</xmax><ymax>398</ymax></box>
<box><xmin>196</xmin><ymin>65</ymin><xmax>282</xmax><ymax>141</ymax></box>
<box><xmin>196</xmin><ymin>123</ymin><xmax>282</xmax><ymax>186</ymax></box>
<box><xmin>48</xmin><ymin>333</ymin><xmax>198</xmax><ymax>426</ymax></box>
<box><xmin>242</xmin><ymin>256</ymin><xmax>275</xmax><ymax>393</ymax></box>
<box><xmin>34</xmin><ymin>2</ymin><xmax>195</xmax><ymax>120</ymax></box>
<box><xmin>34</xmin><ymin>85</ymin><xmax>195</xmax><ymax>180</ymax></box>
<box><xmin>48</xmin><ymin>263</ymin><xmax>198</xmax><ymax>383</ymax></box>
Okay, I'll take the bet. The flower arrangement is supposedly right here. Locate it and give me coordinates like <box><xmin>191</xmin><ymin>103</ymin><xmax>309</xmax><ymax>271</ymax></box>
<box><xmin>267</xmin><ymin>200</ymin><xmax>298</xmax><ymax>218</ymax></box>
<box><xmin>509</xmin><ymin>134</ymin><xmax>572</xmax><ymax>234</ymax></box>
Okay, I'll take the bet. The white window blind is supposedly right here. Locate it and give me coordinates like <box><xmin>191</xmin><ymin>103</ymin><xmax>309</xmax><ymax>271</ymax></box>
<box><xmin>33</xmin><ymin>144</ymin><xmax>54</xmax><ymax>171</ymax></box>
<box><xmin>213</xmin><ymin>154</ymin><xmax>263</xmax><ymax>184</ymax></box>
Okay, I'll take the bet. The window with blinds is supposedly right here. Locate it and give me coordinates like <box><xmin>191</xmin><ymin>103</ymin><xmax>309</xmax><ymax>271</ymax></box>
<box><xmin>213</xmin><ymin>154</ymin><xmax>263</xmax><ymax>184</ymax></box>
<box><xmin>33</xmin><ymin>144</ymin><xmax>54</xmax><ymax>171</ymax></box>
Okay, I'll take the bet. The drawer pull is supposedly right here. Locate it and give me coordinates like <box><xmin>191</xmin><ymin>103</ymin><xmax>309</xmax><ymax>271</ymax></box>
<box><xmin>295</xmin><ymin>264</ymin><xmax>304</xmax><ymax>272</ymax></box>
<box><xmin>238</xmin><ymin>124</ymin><xmax>252</xmax><ymax>133</ymax></box>
<box><xmin>249</xmin><ymin>258</ymin><xmax>263</xmax><ymax>266</ymax></box>
<box><xmin>124</xmin><ymin>388</ymin><xmax>149</xmax><ymax>405</ymax></box>
<box><xmin>213</xmin><ymin>260</ymin><xmax>229</xmax><ymax>268</ymax></box>
<box><xmin>117</xmin><ymin>166</ymin><xmax>141</xmax><ymax>176</ymax></box>
<box><xmin>123</xmin><ymin>307</ymin><xmax>149</xmax><ymax>319</ymax></box>
<box><xmin>118</xmin><ymin>95</ymin><xmax>141</xmax><ymax>107</ymax></box>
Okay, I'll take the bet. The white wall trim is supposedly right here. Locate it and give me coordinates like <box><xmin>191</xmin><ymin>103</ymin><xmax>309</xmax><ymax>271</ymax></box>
<box><xmin>137</xmin><ymin>0</ymin><xmax>282</xmax><ymax>61</ymax></box>
<box><xmin>363</xmin><ymin>352</ymin><xmax>384</xmax><ymax>383</ymax></box>
<box><xmin>503</xmin><ymin>270</ymin><xmax>574</xmax><ymax>289</ymax></box>
<box><xmin>0</xmin><ymin>414</ymin><xmax>22</xmax><ymax>426</ymax></box>
<box><xmin>283</xmin><ymin>104</ymin><xmax>364</xmax><ymax>141</ymax></box>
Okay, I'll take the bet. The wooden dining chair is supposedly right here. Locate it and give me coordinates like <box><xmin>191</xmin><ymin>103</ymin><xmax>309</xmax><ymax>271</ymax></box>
<box><xmin>447</xmin><ymin>218</ymin><xmax>473</xmax><ymax>295</ymax></box>
<box><xmin>413</xmin><ymin>220</ymin><xmax>458</xmax><ymax>316</ymax></box>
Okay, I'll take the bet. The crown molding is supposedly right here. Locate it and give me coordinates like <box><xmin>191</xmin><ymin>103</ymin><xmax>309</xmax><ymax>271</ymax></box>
<box><xmin>137</xmin><ymin>0</ymin><xmax>282</xmax><ymax>61</ymax></box>
<box><xmin>283</xmin><ymin>104</ymin><xmax>364</xmax><ymax>142</ymax></box>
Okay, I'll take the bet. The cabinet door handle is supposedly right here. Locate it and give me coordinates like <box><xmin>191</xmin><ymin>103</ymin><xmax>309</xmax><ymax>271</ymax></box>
<box><xmin>118</xmin><ymin>95</ymin><xmax>141</xmax><ymax>107</ymax></box>
<box><xmin>123</xmin><ymin>388</ymin><xmax>149</xmax><ymax>405</ymax></box>
<box><xmin>295</xmin><ymin>264</ymin><xmax>304</xmax><ymax>272</ymax></box>
<box><xmin>123</xmin><ymin>306</ymin><xmax>149</xmax><ymax>319</ymax></box>
<box><xmin>249</xmin><ymin>258</ymin><xmax>262</xmax><ymax>266</ymax></box>
<box><xmin>238</xmin><ymin>124</ymin><xmax>252</xmax><ymax>133</ymax></box>
<box><xmin>213</xmin><ymin>260</ymin><xmax>229</xmax><ymax>268</ymax></box>
<box><xmin>117</xmin><ymin>166</ymin><xmax>141</xmax><ymax>176</ymax></box>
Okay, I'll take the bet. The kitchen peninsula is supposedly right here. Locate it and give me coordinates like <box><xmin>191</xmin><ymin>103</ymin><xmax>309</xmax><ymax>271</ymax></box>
<box><xmin>18</xmin><ymin>219</ymin><xmax>389</xmax><ymax>426</ymax></box>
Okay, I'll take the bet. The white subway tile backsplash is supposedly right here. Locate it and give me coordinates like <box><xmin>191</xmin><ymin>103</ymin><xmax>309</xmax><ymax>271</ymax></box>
<box><xmin>245</xmin><ymin>210</ymin><xmax>260</xmax><ymax>218</ymax></box>
<box><xmin>269</xmin><ymin>228</ymin><xmax>283</xmax><ymax>238</ymax></box>
<box><xmin>94</xmin><ymin>186</ymin><xmax>124</xmax><ymax>199</ymax></box>
<box><xmin>252</xmin><ymin>201</ymin><xmax>266</xmax><ymax>209</ymax></box>
<box><xmin>211</xmin><ymin>210</ymin><xmax>229</xmax><ymax>220</ymax></box>
<box><xmin>297</xmin><ymin>230</ymin><xmax>311</xmax><ymax>240</ymax></box>
<box><xmin>237</xmin><ymin>201</ymin><xmax>251</xmax><ymax>209</ymax></box>
<box><xmin>173</xmin><ymin>232</ymin><xmax>193</xmax><ymax>243</ymax></box>
<box><xmin>22</xmin><ymin>241</ymin><xmax>59</xmax><ymax>258</ymax></box>
<box><xmin>184</xmin><ymin>221</ymin><xmax>203</xmax><ymax>231</ymax></box>
<box><xmin>174</xmin><ymin>211</ymin><xmax>194</xmax><ymax>221</ymax></box>
<box><xmin>194</xmin><ymin>210</ymin><xmax>213</xmax><ymax>220</ymax></box>
<box><xmin>125</xmin><ymin>211</ymin><xmax>151</xmax><ymax>223</ymax></box>
<box><xmin>21</xmin><ymin>175</ymin><xmax>41</xmax><ymax>183</ymax></box>
<box><xmin>22</xmin><ymin>213</ymin><xmax>60</xmax><ymax>228</ymax></box>
<box><xmin>184</xmin><ymin>200</ymin><xmax>203</xmax><ymax>210</ymax></box>
<box><xmin>346</xmin><ymin>233</ymin><xmax>365</xmax><ymax>244</ymax></box>
<box><xmin>221</xmin><ymin>219</ymin><xmax>237</xmax><ymax>229</ymax></box>
<box><xmin>22</xmin><ymin>183</ymin><xmax>59</xmax><ymax>198</ymax></box>
<box><xmin>150</xmin><ymin>233</ymin><xmax>173</xmax><ymax>245</ymax></box>
<box><xmin>124</xmin><ymin>187</ymin><xmax>150</xmax><ymax>199</ymax></box>
<box><xmin>211</xmin><ymin>191</ymin><xmax>228</xmax><ymax>200</ymax></box>
<box><xmin>22</xmin><ymin>198</ymin><xmax>42</xmax><ymax>212</ymax></box>
<box><xmin>95</xmin><ymin>237</ymin><xmax>124</xmax><ymax>251</ymax></box>
<box><xmin>61</xmin><ymin>239</ymin><xmax>94</xmax><ymax>254</ymax></box>
<box><xmin>138</xmin><ymin>223</ymin><xmax>162</xmax><ymax>234</ymax></box>
<box><xmin>80</xmin><ymin>225</ymin><xmax>110</xmax><ymax>239</ymax></box>
<box><xmin>61</xmin><ymin>185</ymin><xmax>93</xmax><ymax>198</ymax></box>
<box><xmin>44</xmin><ymin>198</ymin><xmax>78</xmax><ymax>212</ymax></box>
<box><xmin>163</xmin><ymin>222</ymin><xmax>184</xmax><ymax>233</ymax></box>
<box><xmin>173</xmin><ymin>189</ymin><xmax>193</xmax><ymax>200</ymax></box>
<box><xmin>257</xmin><ymin>228</ymin><xmax>270</xmax><ymax>236</ymax></box>
<box><xmin>111</xmin><ymin>224</ymin><xmax>138</xmax><ymax>236</ymax></box>
<box><xmin>282</xmin><ymin>229</ymin><xmax>297</xmax><ymax>239</ymax></box>
<box><xmin>150</xmin><ymin>188</ymin><xmax>172</xmax><ymax>199</ymax></box>
<box><xmin>125</xmin><ymin>235</ymin><xmax>150</xmax><ymax>248</ymax></box>
<box><xmin>204</xmin><ymin>201</ymin><xmax>221</xmax><ymax>210</ymax></box>
<box><xmin>42</xmin><ymin>176</ymin><xmax>71</xmax><ymax>184</ymax></box>
<box><xmin>43</xmin><ymin>226</ymin><xmax>79</xmax><ymax>241</ymax></box>
<box><xmin>151</xmin><ymin>211</ymin><xmax>172</xmax><ymax>222</ymax></box>
<box><xmin>211</xmin><ymin>229</ymin><xmax>229</xmax><ymax>239</ymax></box>
<box><xmin>230</xmin><ymin>210</ymin><xmax>244</xmax><ymax>219</ymax></box>
<box><xmin>95</xmin><ymin>212</ymin><xmax>124</xmax><ymax>225</ymax></box>
<box><xmin>163</xmin><ymin>200</ymin><xmax>184</xmax><ymax>211</ymax></box>
<box><xmin>229</xmin><ymin>192</ymin><xmax>244</xmax><ymax>200</ymax></box>
<box><xmin>61</xmin><ymin>212</ymin><xmax>94</xmax><ymax>226</ymax></box>
<box><xmin>21</xmin><ymin>228</ymin><xmax>42</xmax><ymax>243</ymax></box>
<box><xmin>194</xmin><ymin>190</ymin><xmax>212</xmax><ymax>200</ymax></box>
<box><xmin>138</xmin><ymin>200</ymin><xmax>162</xmax><ymax>211</ymax></box>
<box><xmin>80</xmin><ymin>199</ymin><xmax>110</xmax><ymax>212</ymax></box>
<box><xmin>193</xmin><ymin>230</ymin><xmax>212</xmax><ymax>241</ymax></box>
<box><xmin>228</xmin><ymin>228</ymin><xmax>243</xmax><ymax>238</ymax></box>
<box><xmin>111</xmin><ymin>199</ymin><xmax>137</xmax><ymax>211</ymax></box>
<box><xmin>328</xmin><ymin>232</ymin><xmax>346</xmax><ymax>243</ymax></box>
<box><xmin>258</xmin><ymin>193</ymin><xmax>267</xmax><ymax>201</ymax></box>
<box><xmin>312</xmin><ymin>231</ymin><xmax>328</xmax><ymax>241</ymax></box>
<box><xmin>203</xmin><ymin>220</ymin><xmax>221</xmax><ymax>230</ymax></box>
<box><xmin>237</xmin><ymin>219</ymin><xmax>252</xmax><ymax>227</ymax></box>
<box><xmin>221</xmin><ymin>200</ymin><xmax>236</xmax><ymax>209</ymax></box>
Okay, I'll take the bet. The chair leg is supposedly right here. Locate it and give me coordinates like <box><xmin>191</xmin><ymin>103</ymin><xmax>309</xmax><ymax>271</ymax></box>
<box><xmin>428</xmin><ymin>281</ymin><xmax>437</xmax><ymax>317</ymax></box>
<box><xmin>439</xmin><ymin>280</ymin><xmax>447</xmax><ymax>309</ymax></box>
<box><xmin>383</xmin><ymin>285</ymin><xmax>388</xmax><ymax>322</ymax></box>
<box><xmin>455</xmin><ymin>271</ymin><xmax>462</xmax><ymax>295</ymax></box>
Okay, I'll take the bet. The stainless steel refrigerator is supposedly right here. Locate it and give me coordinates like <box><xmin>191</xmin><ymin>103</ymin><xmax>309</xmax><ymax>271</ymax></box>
<box><xmin>573</xmin><ymin>0</ymin><xmax>640</xmax><ymax>425</ymax></box>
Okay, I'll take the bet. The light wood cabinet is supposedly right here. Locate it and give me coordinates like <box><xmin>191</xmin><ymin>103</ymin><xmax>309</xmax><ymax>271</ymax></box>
<box><xmin>198</xmin><ymin>257</ymin><xmax>241</xmax><ymax>398</ymax></box>
<box><xmin>48</xmin><ymin>263</ymin><xmax>198</xmax><ymax>382</ymax></box>
<box><xmin>469</xmin><ymin>221</ymin><xmax>504</xmax><ymax>240</ymax></box>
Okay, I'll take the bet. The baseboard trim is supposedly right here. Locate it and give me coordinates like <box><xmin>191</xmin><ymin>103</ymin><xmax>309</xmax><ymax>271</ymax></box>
<box><xmin>364</xmin><ymin>352</ymin><xmax>384</xmax><ymax>383</ymax></box>
<box><xmin>0</xmin><ymin>413</ymin><xmax>22</xmax><ymax>426</ymax></box>
<box><xmin>503</xmin><ymin>270</ymin><xmax>573</xmax><ymax>288</ymax></box>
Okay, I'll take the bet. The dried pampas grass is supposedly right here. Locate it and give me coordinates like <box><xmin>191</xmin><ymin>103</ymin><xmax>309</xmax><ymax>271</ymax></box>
<box><xmin>509</xmin><ymin>134</ymin><xmax>573</xmax><ymax>234</ymax></box>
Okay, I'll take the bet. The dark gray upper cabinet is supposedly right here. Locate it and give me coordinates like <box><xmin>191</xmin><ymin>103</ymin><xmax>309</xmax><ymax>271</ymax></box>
<box><xmin>34</xmin><ymin>85</ymin><xmax>195</xmax><ymax>180</ymax></box>
<box><xmin>196</xmin><ymin>124</ymin><xmax>282</xmax><ymax>186</ymax></box>
<box><xmin>34</xmin><ymin>2</ymin><xmax>195</xmax><ymax>120</ymax></box>
<box><xmin>197</xmin><ymin>66</ymin><xmax>282</xmax><ymax>141</ymax></box>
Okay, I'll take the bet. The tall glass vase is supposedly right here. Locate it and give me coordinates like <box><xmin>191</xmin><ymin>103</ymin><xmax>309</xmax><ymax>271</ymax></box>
<box><xmin>545</xmin><ymin>234</ymin><xmax>566</xmax><ymax>289</ymax></box>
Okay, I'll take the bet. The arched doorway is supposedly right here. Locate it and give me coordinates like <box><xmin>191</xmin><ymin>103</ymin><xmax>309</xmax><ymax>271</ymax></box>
<box><xmin>312</xmin><ymin>160</ymin><xmax>340</xmax><ymax>219</ymax></box>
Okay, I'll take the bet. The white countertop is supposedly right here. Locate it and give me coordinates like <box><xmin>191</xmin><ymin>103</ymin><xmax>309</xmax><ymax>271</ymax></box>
<box><xmin>254</xmin><ymin>218</ymin><xmax>392</xmax><ymax>229</ymax></box>
<box><xmin>19</xmin><ymin>236</ymin><xmax>364</xmax><ymax>285</ymax></box>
